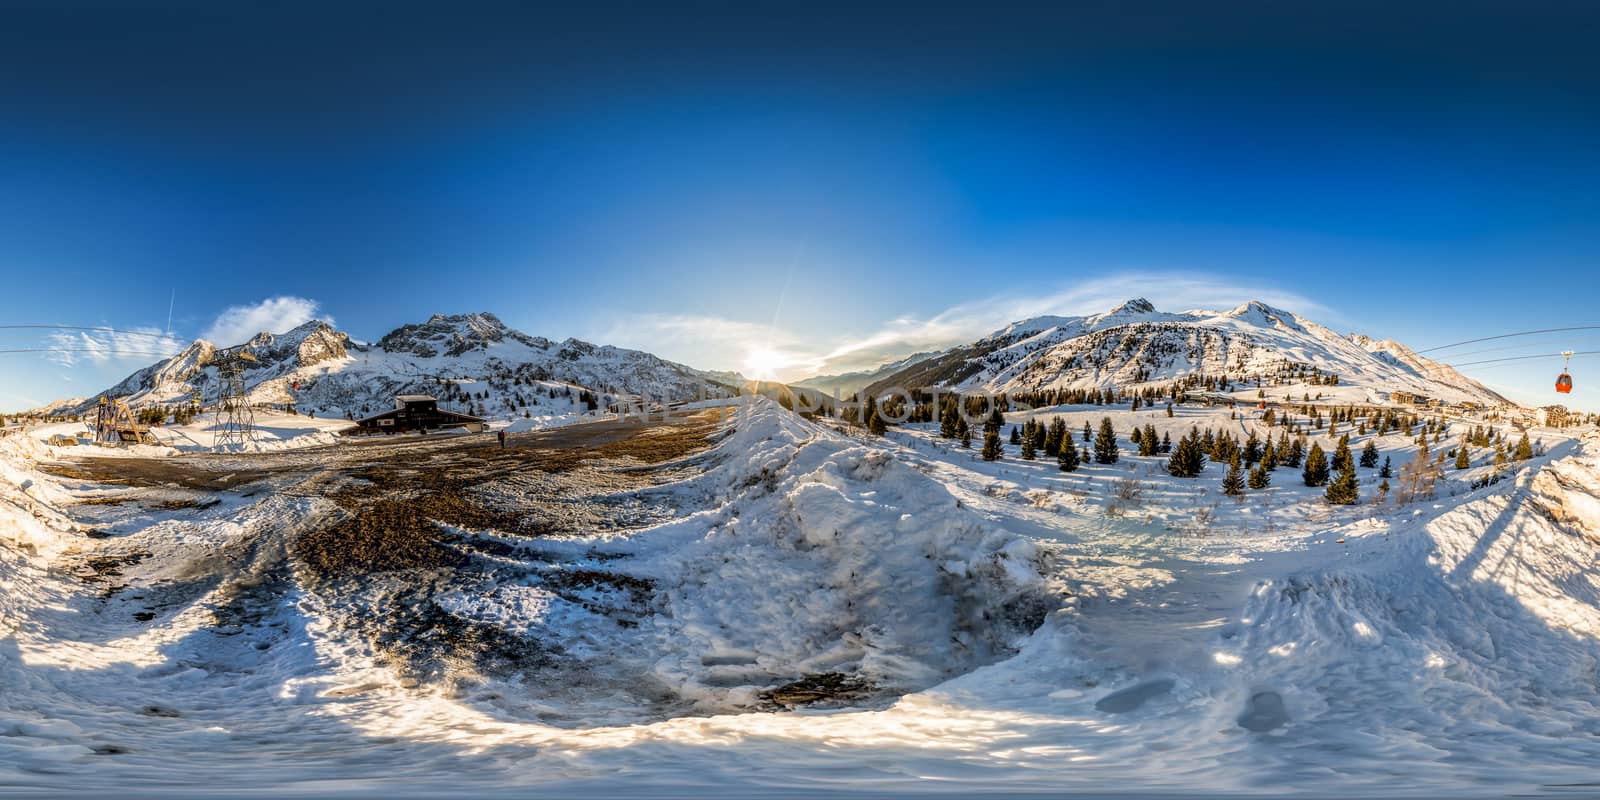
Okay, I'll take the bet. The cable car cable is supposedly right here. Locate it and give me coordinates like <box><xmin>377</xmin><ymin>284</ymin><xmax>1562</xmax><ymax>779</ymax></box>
<box><xmin>1445</xmin><ymin>349</ymin><xmax>1600</xmax><ymax>368</ymax></box>
<box><xmin>1416</xmin><ymin>326</ymin><xmax>1600</xmax><ymax>353</ymax></box>
<box><xmin>0</xmin><ymin>324</ymin><xmax>180</xmax><ymax>341</ymax></box>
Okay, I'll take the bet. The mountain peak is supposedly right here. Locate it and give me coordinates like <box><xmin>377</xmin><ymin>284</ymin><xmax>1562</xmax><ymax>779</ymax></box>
<box><xmin>1106</xmin><ymin>298</ymin><xmax>1156</xmax><ymax>316</ymax></box>
<box><xmin>1223</xmin><ymin>300</ymin><xmax>1303</xmax><ymax>329</ymax></box>
<box><xmin>1227</xmin><ymin>299</ymin><xmax>1283</xmax><ymax>317</ymax></box>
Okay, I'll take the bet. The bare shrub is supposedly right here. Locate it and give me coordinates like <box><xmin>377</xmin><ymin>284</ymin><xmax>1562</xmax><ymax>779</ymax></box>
<box><xmin>1187</xmin><ymin>503</ymin><xmax>1218</xmax><ymax>537</ymax></box>
<box><xmin>1113</xmin><ymin>477</ymin><xmax>1145</xmax><ymax>503</ymax></box>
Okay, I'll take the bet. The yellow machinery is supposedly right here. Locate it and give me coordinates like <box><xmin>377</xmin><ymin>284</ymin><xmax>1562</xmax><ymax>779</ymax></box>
<box><xmin>92</xmin><ymin>396</ymin><xmax>155</xmax><ymax>446</ymax></box>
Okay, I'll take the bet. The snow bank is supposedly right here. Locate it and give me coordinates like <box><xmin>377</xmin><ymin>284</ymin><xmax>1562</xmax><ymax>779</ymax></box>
<box><xmin>0</xmin><ymin>436</ymin><xmax>100</xmax><ymax>774</ymax></box>
<box><xmin>631</xmin><ymin>401</ymin><xmax>1054</xmax><ymax>707</ymax></box>
<box><xmin>0</xmin><ymin>436</ymin><xmax>80</xmax><ymax>559</ymax></box>
<box><xmin>1197</xmin><ymin>442</ymin><xmax>1600</xmax><ymax>789</ymax></box>
<box><xmin>425</xmin><ymin>399</ymin><xmax>1056</xmax><ymax>717</ymax></box>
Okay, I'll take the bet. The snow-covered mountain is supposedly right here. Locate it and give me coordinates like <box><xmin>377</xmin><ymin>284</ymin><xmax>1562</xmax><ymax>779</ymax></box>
<box><xmin>791</xmin><ymin>351</ymin><xmax>940</xmax><ymax>398</ymax></box>
<box><xmin>862</xmin><ymin>298</ymin><xmax>1511</xmax><ymax>407</ymax></box>
<box><xmin>64</xmin><ymin>313</ymin><xmax>734</xmax><ymax>420</ymax></box>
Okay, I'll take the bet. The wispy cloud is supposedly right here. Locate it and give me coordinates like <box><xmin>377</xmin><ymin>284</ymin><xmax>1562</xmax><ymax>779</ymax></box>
<box><xmin>44</xmin><ymin>325</ymin><xmax>185</xmax><ymax>367</ymax></box>
<box><xmin>201</xmin><ymin>296</ymin><xmax>331</xmax><ymax>347</ymax></box>
<box><xmin>602</xmin><ymin>313</ymin><xmax>823</xmax><ymax>377</ymax></box>
<box><xmin>607</xmin><ymin>271</ymin><xmax>1332</xmax><ymax>380</ymax></box>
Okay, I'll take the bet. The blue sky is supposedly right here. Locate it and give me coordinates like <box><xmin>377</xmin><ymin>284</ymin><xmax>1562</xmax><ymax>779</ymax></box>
<box><xmin>2</xmin><ymin>1</ymin><xmax>1598</xmax><ymax>412</ymax></box>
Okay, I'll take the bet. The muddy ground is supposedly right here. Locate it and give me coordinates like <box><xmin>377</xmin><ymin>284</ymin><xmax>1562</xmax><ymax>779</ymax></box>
<box><xmin>43</xmin><ymin>409</ymin><xmax>746</xmax><ymax>723</ymax></box>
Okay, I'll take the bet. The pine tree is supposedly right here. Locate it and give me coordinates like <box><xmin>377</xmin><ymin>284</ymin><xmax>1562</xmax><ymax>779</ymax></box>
<box><xmin>1021</xmin><ymin>432</ymin><xmax>1037</xmax><ymax>460</ymax></box>
<box><xmin>1058</xmin><ymin>439</ymin><xmax>1080</xmax><ymax>472</ymax></box>
<box><xmin>1248</xmin><ymin>459</ymin><xmax>1271</xmax><ymax>489</ymax></box>
<box><xmin>1045</xmin><ymin>417</ymin><xmax>1066</xmax><ymax>456</ymax></box>
<box><xmin>1455</xmin><ymin>445</ymin><xmax>1470</xmax><ymax>469</ymax></box>
<box><xmin>982</xmin><ymin>430</ymin><xmax>1003</xmax><ymax>461</ymax></box>
<box><xmin>1302</xmin><ymin>443</ymin><xmax>1330</xmax><ymax>487</ymax></box>
<box><xmin>1286</xmin><ymin>437</ymin><xmax>1305</xmax><ymax>468</ymax></box>
<box><xmin>1167</xmin><ymin>431</ymin><xmax>1204</xmax><ymax>478</ymax></box>
<box><xmin>1093</xmin><ymin>417</ymin><xmax>1119</xmax><ymax>464</ymax></box>
<box><xmin>1379</xmin><ymin>455</ymin><xmax>1393</xmax><ymax>479</ymax></box>
<box><xmin>1166</xmin><ymin>404</ymin><xmax>1174</xmax><ymax>417</ymax></box>
<box><xmin>1010</xmin><ymin>425</ymin><xmax>1022</xmax><ymax>445</ymax></box>
<box><xmin>1359</xmin><ymin>439</ymin><xmax>1380</xmax><ymax>468</ymax></box>
<box><xmin>959</xmin><ymin>418</ymin><xmax>972</xmax><ymax>449</ymax></box>
<box><xmin>1081</xmin><ymin>445</ymin><xmax>1092</xmax><ymax>465</ymax></box>
<box><xmin>986</xmin><ymin>407</ymin><xmax>1006</xmax><ymax>436</ymax></box>
<box><xmin>1160</xmin><ymin>431</ymin><xmax>1172</xmax><ymax>453</ymax></box>
<box><xmin>1332</xmin><ymin>434</ymin><xmax>1353</xmax><ymax>474</ymax></box>
<box><xmin>1514</xmin><ymin>433</ymin><xmax>1533</xmax><ymax>460</ymax></box>
<box><xmin>1082</xmin><ymin>420</ymin><xmax>1093</xmax><ymax>443</ymax></box>
<box><xmin>866</xmin><ymin>398</ymin><xmax>887</xmax><ymax>436</ymax></box>
<box><xmin>1325</xmin><ymin>462</ymin><xmax>1359</xmax><ymax>505</ymax></box>
<box><xmin>1222</xmin><ymin>453</ymin><xmax>1245</xmax><ymax>496</ymax></box>
<box><xmin>939</xmin><ymin>406</ymin><xmax>958</xmax><ymax>439</ymax></box>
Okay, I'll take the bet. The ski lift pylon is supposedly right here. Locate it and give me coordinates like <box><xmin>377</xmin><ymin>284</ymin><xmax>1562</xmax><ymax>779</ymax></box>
<box><xmin>1556</xmin><ymin>350</ymin><xmax>1574</xmax><ymax>394</ymax></box>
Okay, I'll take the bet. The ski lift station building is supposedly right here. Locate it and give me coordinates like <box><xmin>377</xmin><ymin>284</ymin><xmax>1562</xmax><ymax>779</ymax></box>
<box><xmin>346</xmin><ymin>394</ymin><xmax>488</xmax><ymax>435</ymax></box>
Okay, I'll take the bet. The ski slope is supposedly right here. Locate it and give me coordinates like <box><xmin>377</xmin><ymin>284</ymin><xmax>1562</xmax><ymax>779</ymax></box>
<box><xmin>2</xmin><ymin>400</ymin><xmax>1599</xmax><ymax>797</ymax></box>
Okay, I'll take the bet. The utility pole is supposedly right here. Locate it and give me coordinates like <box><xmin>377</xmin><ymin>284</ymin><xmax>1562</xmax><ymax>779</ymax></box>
<box><xmin>214</xmin><ymin>349</ymin><xmax>258</xmax><ymax>448</ymax></box>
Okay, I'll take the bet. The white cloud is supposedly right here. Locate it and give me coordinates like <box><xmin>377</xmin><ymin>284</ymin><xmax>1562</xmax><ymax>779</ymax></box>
<box><xmin>201</xmin><ymin>296</ymin><xmax>331</xmax><ymax>347</ymax></box>
<box><xmin>45</xmin><ymin>325</ymin><xmax>185</xmax><ymax>368</ymax></box>
<box><xmin>605</xmin><ymin>271</ymin><xmax>1333</xmax><ymax>382</ymax></box>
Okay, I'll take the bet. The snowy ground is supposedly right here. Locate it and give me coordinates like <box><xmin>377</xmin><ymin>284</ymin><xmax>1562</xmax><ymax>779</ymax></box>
<box><xmin>3</xmin><ymin>399</ymin><xmax>1599</xmax><ymax>797</ymax></box>
<box><xmin>17</xmin><ymin>406</ymin><xmax>605</xmax><ymax>458</ymax></box>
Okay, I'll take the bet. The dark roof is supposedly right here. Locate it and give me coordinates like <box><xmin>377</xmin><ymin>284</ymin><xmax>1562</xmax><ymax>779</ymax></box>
<box><xmin>353</xmin><ymin>406</ymin><xmax>485</xmax><ymax>426</ymax></box>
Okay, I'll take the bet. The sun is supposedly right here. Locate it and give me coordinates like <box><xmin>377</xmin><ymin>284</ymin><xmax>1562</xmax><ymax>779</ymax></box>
<box><xmin>743</xmin><ymin>347</ymin><xmax>786</xmax><ymax>381</ymax></box>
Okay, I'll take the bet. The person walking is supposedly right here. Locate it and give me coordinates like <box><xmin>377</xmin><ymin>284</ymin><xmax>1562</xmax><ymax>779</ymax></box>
<box><xmin>497</xmin><ymin>429</ymin><xmax>507</xmax><ymax>449</ymax></box>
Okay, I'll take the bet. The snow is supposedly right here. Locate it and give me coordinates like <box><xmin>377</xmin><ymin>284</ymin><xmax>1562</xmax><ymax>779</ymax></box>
<box><xmin>44</xmin><ymin>313</ymin><xmax>732</xmax><ymax>426</ymax></box>
<box><xmin>17</xmin><ymin>410</ymin><xmax>353</xmax><ymax>455</ymax></box>
<box><xmin>3</xmin><ymin>398</ymin><xmax>1600</xmax><ymax>796</ymax></box>
<box><xmin>875</xmin><ymin>298</ymin><xmax>1511</xmax><ymax>408</ymax></box>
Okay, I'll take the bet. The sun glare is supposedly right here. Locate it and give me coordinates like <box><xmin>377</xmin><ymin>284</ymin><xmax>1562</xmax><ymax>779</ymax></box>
<box><xmin>743</xmin><ymin>347</ymin><xmax>785</xmax><ymax>381</ymax></box>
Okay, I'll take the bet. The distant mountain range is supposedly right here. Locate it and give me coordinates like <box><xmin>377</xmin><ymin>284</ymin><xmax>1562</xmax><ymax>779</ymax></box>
<box><xmin>50</xmin><ymin>313</ymin><xmax>735</xmax><ymax>420</ymax></box>
<box><xmin>37</xmin><ymin>300</ymin><xmax>1514</xmax><ymax>420</ymax></box>
<box><xmin>858</xmin><ymin>298</ymin><xmax>1511</xmax><ymax>407</ymax></box>
<box><xmin>790</xmin><ymin>351</ymin><xmax>941</xmax><ymax>398</ymax></box>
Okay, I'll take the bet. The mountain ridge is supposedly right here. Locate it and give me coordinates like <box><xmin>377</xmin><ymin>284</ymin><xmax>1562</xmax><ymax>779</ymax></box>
<box><xmin>52</xmin><ymin>312</ymin><xmax>735</xmax><ymax>420</ymax></box>
<box><xmin>860</xmin><ymin>298</ymin><xmax>1513</xmax><ymax>407</ymax></box>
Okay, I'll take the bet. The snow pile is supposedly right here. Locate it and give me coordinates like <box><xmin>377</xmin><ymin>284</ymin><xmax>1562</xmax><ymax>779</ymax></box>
<box><xmin>0</xmin><ymin>437</ymin><xmax>97</xmax><ymax>773</ymax></box>
<box><xmin>1195</xmin><ymin>441</ymin><xmax>1600</xmax><ymax>788</ymax></box>
<box><xmin>0</xmin><ymin>436</ymin><xmax>80</xmax><ymax>559</ymax></box>
<box><xmin>631</xmin><ymin>402</ymin><xmax>1054</xmax><ymax>707</ymax></box>
<box><xmin>422</xmin><ymin>400</ymin><xmax>1055</xmax><ymax>718</ymax></box>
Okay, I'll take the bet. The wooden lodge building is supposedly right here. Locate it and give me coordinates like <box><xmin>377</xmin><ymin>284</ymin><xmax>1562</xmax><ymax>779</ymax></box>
<box><xmin>346</xmin><ymin>395</ymin><xmax>487</xmax><ymax>435</ymax></box>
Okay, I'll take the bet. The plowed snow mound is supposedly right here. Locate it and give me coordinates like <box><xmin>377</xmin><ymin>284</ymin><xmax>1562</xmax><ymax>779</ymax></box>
<box><xmin>626</xmin><ymin>405</ymin><xmax>1055</xmax><ymax>710</ymax></box>
<box><xmin>1213</xmin><ymin>442</ymin><xmax>1600</xmax><ymax>787</ymax></box>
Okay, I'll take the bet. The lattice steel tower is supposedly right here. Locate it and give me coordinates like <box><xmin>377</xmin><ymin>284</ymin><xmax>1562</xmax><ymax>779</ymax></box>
<box><xmin>213</xmin><ymin>350</ymin><xmax>258</xmax><ymax>448</ymax></box>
